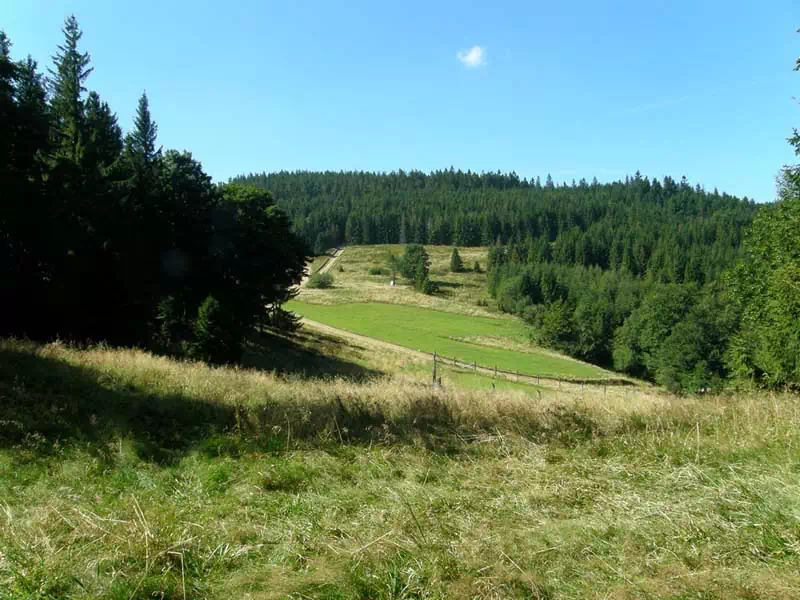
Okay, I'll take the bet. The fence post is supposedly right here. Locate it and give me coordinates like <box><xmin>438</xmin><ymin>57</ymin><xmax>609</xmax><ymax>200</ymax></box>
<box><xmin>494</xmin><ymin>365</ymin><xmax>497</xmax><ymax>378</ymax></box>
<box><xmin>453</xmin><ymin>356</ymin><xmax>456</xmax><ymax>367</ymax></box>
<box><xmin>473</xmin><ymin>361</ymin><xmax>477</xmax><ymax>372</ymax></box>
<box><xmin>432</xmin><ymin>352</ymin><xmax>437</xmax><ymax>385</ymax></box>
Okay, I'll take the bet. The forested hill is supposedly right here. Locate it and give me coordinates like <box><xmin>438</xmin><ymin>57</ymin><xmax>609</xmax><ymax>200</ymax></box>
<box><xmin>232</xmin><ymin>170</ymin><xmax>760</xmax><ymax>283</ymax></box>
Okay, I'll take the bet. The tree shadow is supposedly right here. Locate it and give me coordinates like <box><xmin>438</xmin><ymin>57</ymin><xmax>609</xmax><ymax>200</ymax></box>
<box><xmin>0</xmin><ymin>344</ymin><xmax>468</xmax><ymax>462</ymax></box>
<box><xmin>0</xmin><ymin>345</ymin><xmax>238</xmax><ymax>464</ymax></box>
<box><xmin>0</xmin><ymin>342</ymin><xmax>615</xmax><ymax>465</ymax></box>
<box><xmin>434</xmin><ymin>281</ymin><xmax>463</xmax><ymax>289</ymax></box>
<box><xmin>241</xmin><ymin>328</ymin><xmax>380</xmax><ymax>381</ymax></box>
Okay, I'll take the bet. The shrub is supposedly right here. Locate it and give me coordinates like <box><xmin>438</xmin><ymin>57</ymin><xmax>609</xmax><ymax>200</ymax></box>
<box><xmin>368</xmin><ymin>267</ymin><xmax>386</xmax><ymax>276</ymax></box>
<box><xmin>308</xmin><ymin>272</ymin><xmax>334</xmax><ymax>289</ymax></box>
<box><xmin>419</xmin><ymin>277</ymin><xmax>438</xmax><ymax>295</ymax></box>
<box><xmin>496</xmin><ymin>276</ymin><xmax>529</xmax><ymax>314</ymax></box>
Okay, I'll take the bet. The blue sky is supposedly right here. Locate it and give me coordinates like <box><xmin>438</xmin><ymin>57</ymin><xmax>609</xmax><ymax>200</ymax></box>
<box><xmin>2</xmin><ymin>0</ymin><xmax>798</xmax><ymax>200</ymax></box>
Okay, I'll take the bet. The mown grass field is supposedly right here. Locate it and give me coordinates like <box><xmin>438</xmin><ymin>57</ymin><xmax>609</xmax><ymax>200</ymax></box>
<box><xmin>2</xmin><ymin>339</ymin><xmax>800</xmax><ymax>599</ymax></box>
<box><xmin>284</xmin><ymin>317</ymin><xmax>548</xmax><ymax>395</ymax></box>
<box><xmin>288</xmin><ymin>301</ymin><xmax>607</xmax><ymax>379</ymax></box>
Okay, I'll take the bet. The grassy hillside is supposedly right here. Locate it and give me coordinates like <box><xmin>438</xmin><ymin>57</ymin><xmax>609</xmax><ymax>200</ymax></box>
<box><xmin>2</xmin><ymin>339</ymin><xmax>800</xmax><ymax>598</ymax></box>
<box><xmin>290</xmin><ymin>301</ymin><xmax>607</xmax><ymax>379</ymax></box>
<box><xmin>243</xmin><ymin>317</ymin><xmax>549</xmax><ymax>395</ymax></box>
<box><xmin>299</xmin><ymin>245</ymin><xmax>495</xmax><ymax>316</ymax></box>
<box><xmin>293</xmin><ymin>245</ymin><xmax>615</xmax><ymax>380</ymax></box>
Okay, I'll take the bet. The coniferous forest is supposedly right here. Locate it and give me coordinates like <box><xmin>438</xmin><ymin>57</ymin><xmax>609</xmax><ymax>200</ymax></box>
<box><xmin>233</xmin><ymin>169</ymin><xmax>758</xmax><ymax>272</ymax></box>
<box><xmin>0</xmin><ymin>17</ymin><xmax>309</xmax><ymax>362</ymax></box>
<box><xmin>4</xmin><ymin>16</ymin><xmax>800</xmax><ymax>392</ymax></box>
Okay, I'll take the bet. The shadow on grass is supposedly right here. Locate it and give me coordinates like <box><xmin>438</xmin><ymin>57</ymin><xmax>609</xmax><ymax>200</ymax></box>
<box><xmin>0</xmin><ymin>339</ymin><xmax>618</xmax><ymax>465</ymax></box>
<box><xmin>241</xmin><ymin>328</ymin><xmax>379</xmax><ymax>381</ymax></box>
<box><xmin>0</xmin><ymin>343</ymin><xmax>471</xmax><ymax>462</ymax></box>
<box><xmin>0</xmin><ymin>345</ymin><xmax>237</xmax><ymax>464</ymax></box>
<box><xmin>434</xmin><ymin>280</ymin><xmax>463</xmax><ymax>289</ymax></box>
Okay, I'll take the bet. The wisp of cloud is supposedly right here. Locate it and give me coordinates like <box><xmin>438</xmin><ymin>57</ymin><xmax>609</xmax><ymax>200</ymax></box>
<box><xmin>457</xmin><ymin>45</ymin><xmax>487</xmax><ymax>67</ymax></box>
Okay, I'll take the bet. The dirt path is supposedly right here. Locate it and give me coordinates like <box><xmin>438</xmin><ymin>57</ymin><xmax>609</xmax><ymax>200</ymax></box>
<box><xmin>300</xmin><ymin>247</ymin><xmax>345</xmax><ymax>288</ymax></box>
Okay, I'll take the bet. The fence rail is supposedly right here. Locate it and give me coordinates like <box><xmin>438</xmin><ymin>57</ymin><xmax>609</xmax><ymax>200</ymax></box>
<box><xmin>429</xmin><ymin>351</ymin><xmax>635</xmax><ymax>388</ymax></box>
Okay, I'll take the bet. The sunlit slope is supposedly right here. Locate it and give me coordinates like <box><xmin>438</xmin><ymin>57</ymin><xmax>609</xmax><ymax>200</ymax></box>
<box><xmin>288</xmin><ymin>300</ymin><xmax>609</xmax><ymax>379</ymax></box>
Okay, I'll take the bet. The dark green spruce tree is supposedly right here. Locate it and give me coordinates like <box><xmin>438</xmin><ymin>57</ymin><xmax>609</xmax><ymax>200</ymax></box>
<box><xmin>450</xmin><ymin>246</ymin><xmax>464</xmax><ymax>272</ymax></box>
<box><xmin>0</xmin><ymin>17</ymin><xmax>310</xmax><ymax>364</ymax></box>
<box><xmin>125</xmin><ymin>91</ymin><xmax>159</xmax><ymax>170</ymax></box>
<box><xmin>48</xmin><ymin>15</ymin><xmax>92</xmax><ymax>163</ymax></box>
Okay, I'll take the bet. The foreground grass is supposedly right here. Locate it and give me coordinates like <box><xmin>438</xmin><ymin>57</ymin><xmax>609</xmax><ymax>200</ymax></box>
<box><xmin>288</xmin><ymin>301</ymin><xmax>608</xmax><ymax>379</ymax></box>
<box><xmin>2</xmin><ymin>340</ymin><xmax>800</xmax><ymax>598</ymax></box>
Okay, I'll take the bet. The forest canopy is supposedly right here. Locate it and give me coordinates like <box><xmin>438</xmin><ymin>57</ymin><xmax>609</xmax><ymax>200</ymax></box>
<box><xmin>0</xmin><ymin>17</ymin><xmax>309</xmax><ymax>362</ymax></box>
<box><xmin>233</xmin><ymin>169</ymin><xmax>758</xmax><ymax>284</ymax></box>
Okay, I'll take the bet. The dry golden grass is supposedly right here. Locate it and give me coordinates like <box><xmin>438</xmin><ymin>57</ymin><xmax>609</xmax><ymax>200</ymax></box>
<box><xmin>3</xmin><ymin>339</ymin><xmax>800</xmax><ymax>599</ymax></box>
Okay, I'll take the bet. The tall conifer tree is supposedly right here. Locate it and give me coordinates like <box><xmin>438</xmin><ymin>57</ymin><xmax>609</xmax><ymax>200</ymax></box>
<box><xmin>49</xmin><ymin>15</ymin><xmax>92</xmax><ymax>162</ymax></box>
<box><xmin>126</xmin><ymin>91</ymin><xmax>159</xmax><ymax>169</ymax></box>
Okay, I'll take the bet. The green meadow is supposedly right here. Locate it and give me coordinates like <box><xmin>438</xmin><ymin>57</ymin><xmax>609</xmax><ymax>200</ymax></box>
<box><xmin>287</xmin><ymin>301</ymin><xmax>608</xmax><ymax>379</ymax></box>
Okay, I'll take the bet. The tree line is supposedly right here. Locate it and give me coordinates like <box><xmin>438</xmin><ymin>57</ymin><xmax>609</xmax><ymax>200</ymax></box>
<box><xmin>485</xmin><ymin>165</ymin><xmax>799</xmax><ymax>393</ymax></box>
<box><xmin>233</xmin><ymin>169</ymin><xmax>758</xmax><ymax>286</ymax></box>
<box><xmin>0</xmin><ymin>17</ymin><xmax>308</xmax><ymax>362</ymax></box>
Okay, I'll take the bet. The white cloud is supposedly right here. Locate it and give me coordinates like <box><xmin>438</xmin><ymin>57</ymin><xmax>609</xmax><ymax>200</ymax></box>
<box><xmin>457</xmin><ymin>45</ymin><xmax>487</xmax><ymax>68</ymax></box>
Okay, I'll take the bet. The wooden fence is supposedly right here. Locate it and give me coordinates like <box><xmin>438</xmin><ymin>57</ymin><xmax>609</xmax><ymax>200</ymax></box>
<box><xmin>429</xmin><ymin>351</ymin><xmax>635</xmax><ymax>388</ymax></box>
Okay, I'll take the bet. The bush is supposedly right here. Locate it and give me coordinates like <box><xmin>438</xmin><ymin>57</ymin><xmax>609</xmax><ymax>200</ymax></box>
<box><xmin>308</xmin><ymin>272</ymin><xmax>334</xmax><ymax>289</ymax></box>
<box><xmin>368</xmin><ymin>266</ymin><xmax>386</xmax><ymax>275</ymax></box>
<box><xmin>496</xmin><ymin>276</ymin><xmax>530</xmax><ymax>314</ymax></box>
<box><xmin>473</xmin><ymin>261</ymin><xmax>481</xmax><ymax>273</ymax></box>
<box><xmin>419</xmin><ymin>277</ymin><xmax>438</xmax><ymax>295</ymax></box>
